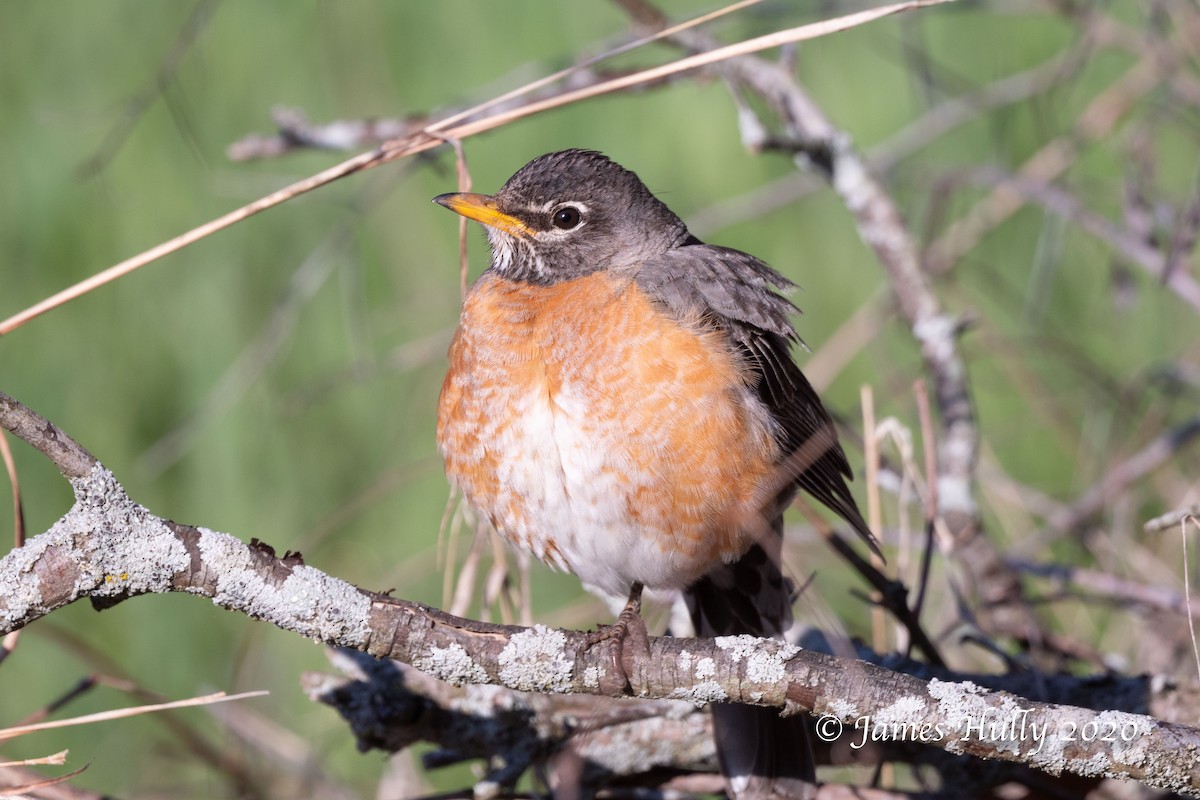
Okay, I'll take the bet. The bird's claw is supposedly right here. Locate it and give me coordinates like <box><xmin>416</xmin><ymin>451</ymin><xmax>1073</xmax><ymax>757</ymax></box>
<box><xmin>583</xmin><ymin>583</ymin><xmax>650</xmax><ymax>695</ymax></box>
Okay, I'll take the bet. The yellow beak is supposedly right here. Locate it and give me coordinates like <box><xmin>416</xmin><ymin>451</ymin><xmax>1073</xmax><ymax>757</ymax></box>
<box><xmin>433</xmin><ymin>193</ymin><xmax>530</xmax><ymax>237</ymax></box>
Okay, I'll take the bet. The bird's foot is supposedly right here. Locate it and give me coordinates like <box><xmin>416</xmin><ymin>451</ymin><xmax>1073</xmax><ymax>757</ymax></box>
<box><xmin>584</xmin><ymin>582</ymin><xmax>650</xmax><ymax>695</ymax></box>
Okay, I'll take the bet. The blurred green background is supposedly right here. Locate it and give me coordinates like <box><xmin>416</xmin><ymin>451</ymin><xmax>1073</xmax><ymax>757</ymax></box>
<box><xmin>1</xmin><ymin>1</ymin><xmax>1197</xmax><ymax>797</ymax></box>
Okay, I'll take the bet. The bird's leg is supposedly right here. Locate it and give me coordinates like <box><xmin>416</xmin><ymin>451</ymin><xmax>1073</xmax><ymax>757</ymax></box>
<box><xmin>584</xmin><ymin>582</ymin><xmax>650</xmax><ymax>695</ymax></box>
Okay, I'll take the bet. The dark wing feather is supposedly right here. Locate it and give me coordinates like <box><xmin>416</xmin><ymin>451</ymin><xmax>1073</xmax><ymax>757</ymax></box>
<box><xmin>646</xmin><ymin>240</ymin><xmax>871</xmax><ymax>799</ymax></box>
<box><xmin>637</xmin><ymin>240</ymin><xmax>877</xmax><ymax>552</ymax></box>
<box><xmin>687</xmin><ymin>530</ymin><xmax>817</xmax><ymax>799</ymax></box>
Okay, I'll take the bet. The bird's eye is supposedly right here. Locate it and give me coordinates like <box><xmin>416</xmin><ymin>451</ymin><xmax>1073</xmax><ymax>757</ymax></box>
<box><xmin>552</xmin><ymin>206</ymin><xmax>582</xmax><ymax>230</ymax></box>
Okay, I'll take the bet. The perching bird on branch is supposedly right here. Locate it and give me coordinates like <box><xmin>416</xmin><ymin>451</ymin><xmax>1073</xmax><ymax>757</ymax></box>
<box><xmin>435</xmin><ymin>149</ymin><xmax>876</xmax><ymax>799</ymax></box>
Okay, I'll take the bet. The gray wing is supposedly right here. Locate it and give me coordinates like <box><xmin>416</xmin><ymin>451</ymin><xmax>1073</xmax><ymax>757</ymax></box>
<box><xmin>638</xmin><ymin>238</ymin><xmax>876</xmax><ymax>551</ymax></box>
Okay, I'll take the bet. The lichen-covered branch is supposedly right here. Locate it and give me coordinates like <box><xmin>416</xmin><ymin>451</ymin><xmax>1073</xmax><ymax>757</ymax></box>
<box><xmin>1</xmin><ymin>390</ymin><xmax>1199</xmax><ymax>793</ymax></box>
<box><xmin>307</xmin><ymin>644</ymin><xmax>1200</xmax><ymax>798</ymax></box>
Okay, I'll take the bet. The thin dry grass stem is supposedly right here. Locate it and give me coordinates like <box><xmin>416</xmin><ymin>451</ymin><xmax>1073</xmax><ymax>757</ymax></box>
<box><xmin>0</xmin><ymin>690</ymin><xmax>268</xmax><ymax>741</ymax></box>
<box><xmin>227</xmin><ymin>0</ymin><xmax>767</xmax><ymax>162</ymax></box>
<box><xmin>448</xmin><ymin>515</ymin><xmax>487</xmax><ymax>618</ymax></box>
<box><xmin>517</xmin><ymin>550</ymin><xmax>533</xmax><ymax>628</ymax></box>
<box><xmin>859</xmin><ymin>385</ymin><xmax>888</xmax><ymax>653</ymax></box>
<box><xmin>2</xmin><ymin>762</ymin><xmax>90</xmax><ymax>795</ymax></box>
<box><xmin>486</xmin><ymin>525</ymin><xmax>517</xmax><ymax>624</ymax></box>
<box><xmin>422</xmin><ymin>0</ymin><xmax>758</xmax><ymax>136</ymax></box>
<box><xmin>874</xmin><ymin>419</ymin><xmax>920</xmax><ymax>589</ymax></box>
<box><xmin>32</xmin><ymin>630</ymin><xmax>260</xmax><ymax>795</ymax></box>
<box><xmin>872</xmin><ymin>415</ymin><xmax>930</xmax><ymax>659</ymax></box>
<box><xmin>0</xmin><ymin>143</ymin><xmax>391</xmax><ymax>337</ymax></box>
<box><xmin>438</xmin><ymin>485</ymin><xmax>463</xmax><ymax>609</ymax></box>
<box><xmin>0</xmin><ymin>431</ymin><xmax>24</xmax><ymax>549</ymax></box>
<box><xmin>471</xmin><ymin>2</ymin><xmax>956</xmax><ymax>141</ymax></box>
<box><xmin>423</xmin><ymin>0</ymin><xmax>767</xmax><ymax>138</ymax></box>
<box><xmin>429</xmin><ymin>132</ymin><xmax>475</xmax><ymax>299</ymax></box>
<box><xmin>0</xmin><ymin>750</ymin><xmax>68</xmax><ymax>768</ymax></box>
<box><xmin>0</xmin><ymin>431</ymin><xmax>24</xmax><ymax>666</ymax></box>
<box><xmin>0</xmin><ymin>0</ymin><xmax>951</xmax><ymax>337</ymax></box>
<box><xmin>684</xmin><ymin>38</ymin><xmax>1086</xmax><ymax>238</ymax></box>
<box><xmin>1180</xmin><ymin>514</ymin><xmax>1200</xmax><ymax>680</ymax></box>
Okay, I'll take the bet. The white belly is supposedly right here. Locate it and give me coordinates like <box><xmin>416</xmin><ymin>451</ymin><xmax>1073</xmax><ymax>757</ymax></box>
<box><xmin>489</xmin><ymin>380</ymin><xmax>699</xmax><ymax>599</ymax></box>
<box><xmin>436</xmin><ymin>270</ymin><xmax>779</xmax><ymax>601</ymax></box>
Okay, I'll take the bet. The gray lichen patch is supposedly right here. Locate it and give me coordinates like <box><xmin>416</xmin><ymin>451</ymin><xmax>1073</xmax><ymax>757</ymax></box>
<box><xmin>873</xmin><ymin>695</ymin><xmax>928</xmax><ymax>728</ymax></box>
<box><xmin>1047</xmin><ymin>710</ymin><xmax>1158</xmax><ymax>780</ymax></box>
<box><xmin>414</xmin><ymin>642</ymin><xmax>488</xmax><ymax>687</ymax></box>
<box><xmin>73</xmin><ymin>465</ymin><xmax>190</xmax><ymax>596</ymax></box>
<box><xmin>826</xmin><ymin>697</ymin><xmax>860</xmax><ymax>721</ymax></box>
<box><xmin>0</xmin><ymin>527</ymin><xmax>73</xmax><ymax>626</ymax></box>
<box><xmin>580</xmin><ymin>711</ymin><xmax>714</xmax><ymax>773</ymax></box>
<box><xmin>927</xmin><ymin>678</ymin><xmax>1000</xmax><ymax>755</ymax></box>
<box><xmin>714</xmin><ymin>633</ymin><xmax>798</xmax><ymax>689</ymax></box>
<box><xmin>497</xmin><ymin>625</ymin><xmax>573</xmax><ymax>693</ymax></box>
<box><xmin>1093</xmin><ymin>711</ymin><xmax>1155</xmax><ymax>767</ymax></box>
<box><xmin>195</xmin><ymin>528</ymin><xmax>370</xmax><ymax>647</ymax></box>
<box><xmin>582</xmin><ymin>665</ymin><xmax>601</xmax><ymax>689</ymax></box>
<box><xmin>676</xmin><ymin>680</ymin><xmax>728</xmax><ymax>706</ymax></box>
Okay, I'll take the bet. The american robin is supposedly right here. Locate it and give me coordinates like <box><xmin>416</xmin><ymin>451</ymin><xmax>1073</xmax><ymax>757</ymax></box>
<box><xmin>434</xmin><ymin>149</ymin><xmax>875</xmax><ymax>799</ymax></box>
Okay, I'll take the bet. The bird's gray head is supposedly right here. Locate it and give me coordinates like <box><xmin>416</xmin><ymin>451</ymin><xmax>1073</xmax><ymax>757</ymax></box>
<box><xmin>433</xmin><ymin>149</ymin><xmax>690</xmax><ymax>284</ymax></box>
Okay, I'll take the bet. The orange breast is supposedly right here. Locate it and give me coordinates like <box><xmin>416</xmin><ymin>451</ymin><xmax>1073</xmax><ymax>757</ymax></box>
<box><xmin>436</xmin><ymin>270</ymin><xmax>779</xmax><ymax>598</ymax></box>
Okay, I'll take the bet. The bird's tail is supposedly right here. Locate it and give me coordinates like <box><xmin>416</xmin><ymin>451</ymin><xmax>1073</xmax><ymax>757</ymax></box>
<box><xmin>684</xmin><ymin>533</ymin><xmax>817</xmax><ymax>800</ymax></box>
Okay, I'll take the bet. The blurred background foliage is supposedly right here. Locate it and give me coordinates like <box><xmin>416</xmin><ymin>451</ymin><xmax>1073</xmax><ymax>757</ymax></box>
<box><xmin>0</xmin><ymin>0</ymin><xmax>1197</xmax><ymax>796</ymax></box>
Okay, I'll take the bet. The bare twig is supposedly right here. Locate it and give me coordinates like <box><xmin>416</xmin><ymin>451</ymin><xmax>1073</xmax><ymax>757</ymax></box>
<box><xmin>1146</xmin><ymin>504</ymin><xmax>1200</xmax><ymax>533</ymax></box>
<box><xmin>1047</xmin><ymin>414</ymin><xmax>1200</xmax><ymax>534</ymax></box>
<box><xmin>954</xmin><ymin>168</ymin><xmax>1200</xmax><ymax>313</ymax></box>
<box><xmin>1012</xmin><ymin>558</ymin><xmax>1200</xmax><ymax>617</ymax></box>
<box><xmin>0</xmin><ymin>0</ymin><xmax>950</xmax><ymax>337</ymax></box>
<box><xmin>0</xmin><ymin>394</ymin><xmax>97</xmax><ymax>480</ymax></box>
<box><xmin>227</xmin><ymin>106</ymin><xmax>419</xmax><ymax>160</ymax></box>
<box><xmin>924</xmin><ymin>52</ymin><xmax>1170</xmax><ymax>276</ymax></box>
<box><xmin>0</xmin><ymin>691</ymin><xmax>268</xmax><ymax>741</ymax></box>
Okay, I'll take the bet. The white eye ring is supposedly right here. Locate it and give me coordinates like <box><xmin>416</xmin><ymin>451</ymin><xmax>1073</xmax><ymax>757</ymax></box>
<box><xmin>552</xmin><ymin>205</ymin><xmax>582</xmax><ymax>230</ymax></box>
